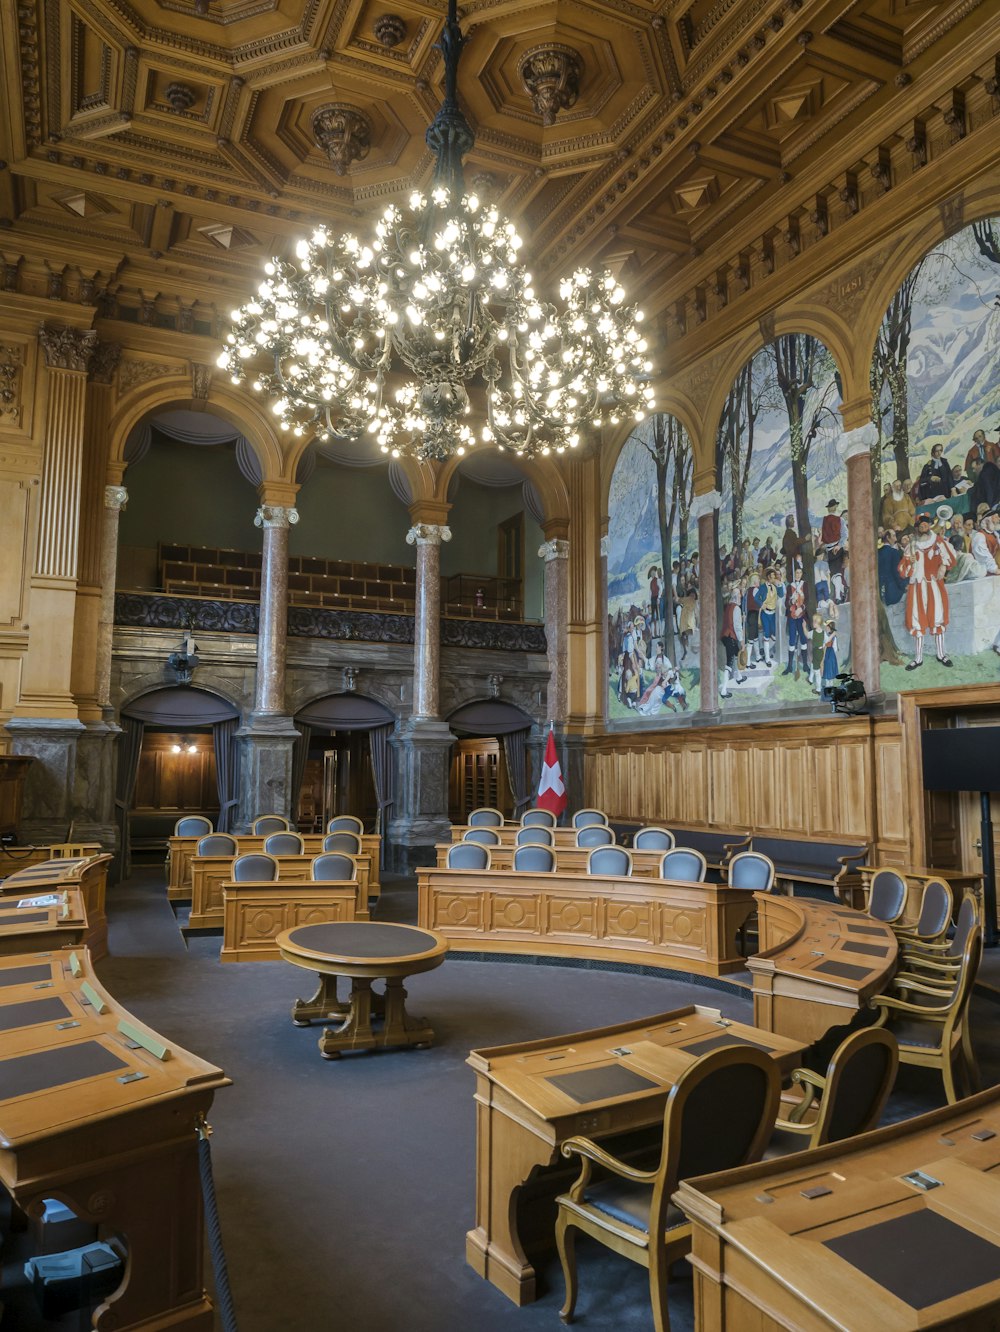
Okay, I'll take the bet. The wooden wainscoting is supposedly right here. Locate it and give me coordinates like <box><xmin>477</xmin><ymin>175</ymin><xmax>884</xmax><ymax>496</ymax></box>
<box><xmin>585</xmin><ymin>715</ymin><xmax>910</xmax><ymax>865</ymax></box>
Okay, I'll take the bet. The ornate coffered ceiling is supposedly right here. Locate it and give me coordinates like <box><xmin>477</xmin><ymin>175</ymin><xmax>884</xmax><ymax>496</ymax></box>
<box><xmin>0</xmin><ymin>0</ymin><xmax>997</xmax><ymax>349</ymax></box>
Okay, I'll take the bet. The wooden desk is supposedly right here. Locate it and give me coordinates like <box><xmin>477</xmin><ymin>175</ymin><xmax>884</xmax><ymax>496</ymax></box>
<box><xmin>0</xmin><ymin>946</ymin><xmax>230</xmax><ymax>1329</ymax></box>
<box><xmin>0</xmin><ymin>887</ymin><xmax>88</xmax><ymax>953</ymax></box>
<box><xmin>417</xmin><ymin>867</ymin><xmax>754</xmax><ymax>976</ymax></box>
<box><xmin>168</xmin><ymin>832</ymin><xmax>381</xmax><ymax>901</ymax></box>
<box><xmin>677</xmin><ymin>1085</ymin><xmax>1000</xmax><ymax>1332</ymax></box>
<box><xmin>220</xmin><ymin>877</ymin><xmax>358</xmax><ymax>962</ymax></box>
<box><xmin>0</xmin><ymin>854</ymin><xmax>111</xmax><ymax>959</ymax></box>
<box><xmin>466</xmin><ymin>1005</ymin><xmax>807</xmax><ymax>1307</ymax></box>
<box><xmin>748</xmin><ymin>895</ymin><xmax>897</xmax><ymax>1043</ymax></box>
<box><xmin>435</xmin><ymin>842</ymin><xmax>673</xmax><ymax>877</ymax></box>
<box><xmin>189</xmin><ymin>852</ymin><xmax>371</xmax><ymax>929</ymax></box>
<box><xmin>450</xmin><ymin>825</ymin><xmax>600</xmax><ymax>849</ymax></box>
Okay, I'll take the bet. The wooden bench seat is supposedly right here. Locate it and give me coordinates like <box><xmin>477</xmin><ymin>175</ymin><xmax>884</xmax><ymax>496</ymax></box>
<box><xmin>747</xmin><ymin>832</ymin><xmax>869</xmax><ymax>898</ymax></box>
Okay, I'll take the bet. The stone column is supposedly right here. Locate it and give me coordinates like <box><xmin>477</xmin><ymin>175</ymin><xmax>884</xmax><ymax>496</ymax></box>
<box><xmin>7</xmin><ymin>325</ymin><xmax>97</xmax><ymax>842</ymax></box>
<box><xmin>96</xmin><ymin>485</ymin><xmax>128</xmax><ymax>712</ymax></box>
<box><xmin>538</xmin><ymin>537</ymin><xmax>570</xmax><ymax>723</ymax></box>
<box><xmin>839</xmin><ymin>421</ymin><xmax>880</xmax><ymax>699</ymax></box>
<box><xmin>237</xmin><ymin>502</ymin><xmax>300</xmax><ymax>829</ymax></box>
<box><xmin>691</xmin><ymin>488</ymin><xmax>722</xmax><ymax>717</ymax></box>
<box><xmin>387</xmin><ymin>521</ymin><xmax>454</xmax><ymax>871</ymax></box>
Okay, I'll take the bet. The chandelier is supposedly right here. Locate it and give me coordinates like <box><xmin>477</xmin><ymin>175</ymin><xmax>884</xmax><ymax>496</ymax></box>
<box><xmin>218</xmin><ymin>0</ymin><xmax>654</xmax><ymax>462</ymax></box>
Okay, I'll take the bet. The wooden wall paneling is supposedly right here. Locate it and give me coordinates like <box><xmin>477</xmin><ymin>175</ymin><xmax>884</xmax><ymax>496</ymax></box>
<box><xmin>872</xmin><ymin>721</ymin><xmax>908</xmax><ymax>860</ymax></box>
<box><xmin>0</xmin><ymin>478</ymin><xmax>32</xmax><ymax>627</ymax></box>
<box><xmin>774</xmin><ymin>741</ymin><xmax>808</xmax><ymax>835</ymax></box>
<box><xmin>0</xmin><ymin>656</ymin><xmax>23</xmax><ymax>731</ymax></box>
<box><xmin>749</xmin><ymin>744</ymin><xmax>781</xmax><ymax>833</ymax></box>
<box><xmin>681</xmin><ymin>744</ymin><xmax>708</xmax><ymax>824</ymax></box>
<box><xmin>708</xmin><ymin>742</ymin><xmax>752</xmax><ymax>829</ymax></box>
<box><xmin>835</xmin><ymin>739</ymin><xmax>872</xmax><ymax>842</ymax></box>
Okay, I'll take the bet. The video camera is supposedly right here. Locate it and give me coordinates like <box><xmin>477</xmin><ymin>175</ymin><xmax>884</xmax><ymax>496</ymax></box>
<box><xmin>827</xmin><ymin>672</ymin><xmax>867</xmax><ymax>716</ymax></box>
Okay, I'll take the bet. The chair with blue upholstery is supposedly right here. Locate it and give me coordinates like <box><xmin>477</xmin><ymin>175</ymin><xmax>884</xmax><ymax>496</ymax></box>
<box><xmin>572</xmin><ymin>809</ymin><xmax>609</xmax><ymax>829</ymax></box>
<box><xmin>263</xmin><ymin>832</ymin><xmax>305</xmax><ymax>857</ymax></box>
<box><xmin>463</xmin><ymin>827</ymin><xmax>501</xmax><ymax>847</ymax></box>
<box><xmin>323</xmin><ymin>831</ymin><xmax>362</xmax><ymax>855</ymax></box>
<box><xmin>867</xmin><ymin>868</ymin><xmax>907</xmax><ymax>925</ymax></box>
<box><xmin>231</xmin><ymin>853</ymin><xmax>279</xmax><ymax>882</ymax></box>
<box><xmin>726</xmin><ymin>851</ymin><xmax>775</xmax><ymax>955</ymax></box>
<box><xmin>633</xmin><ymin>827</ymin><xmax>675</xmax><ymax>852</ymax></box>
<box><xmin>587</xmin><ymin>846</ymin><xmax>632</xmax><ymax>877</ymax></box>
<box><xmin>894</xmin><ymin>878</ymin><xmax>953</xmax><ymax>947</ymax></box>
<box><xmin>521</xmin><ymin>807</ymin><xmax>557</xmax><ymax>828</ymax></box>
<box><xmin>252</xmin><ymin>815</ymin><xmax>291</xmax><ymax>836</ymax></box>
<box><xmin>660</xmin><ymin>848</ymin><xmax>707</xmax><ymax>884</ymax></box>
<box><xmin>468</xmin><ymin>807</ymin><xmax>504</xmax><ymax>827</ymax></box>
<box><xmin>555</xmin><ymin>1045</ymin><xmax>780</xmax><ymax>1332</ymax></box>
<box><xmin>576</xmin><ymin>825</ymin><xmax>614</xmax><ymax>849</ymax></box>
<box><xmin>175</xmin><ymin>816</ymin><xmax>213</xmax><ymax>838</ymax></box>
<box><xmin>446</xmin><ymin>842</ymin><xmax>491</xmax><ymax>871</ymax></box>
<box><xmin>327</xmin><ymin>815</ymin><xmax>364</xmax><ymax>835</ymax></box>
<box><xmin>516</xmin><ymin>825</ymin><xmax>554</xmax><ymax>847</ymax></box>
<box><xmin>311</xmin><ymin>853</ymin><xmax>357</xmax><ymax>882</ymax></box>
<box><xmin>513</xmin><ymin>845</ymin><xmax>556</xmax><ymax>874</ymax></box>
<box><xmin>196</xmin><ymin>834</ymin><xmax>237</xmax><ymax>858</ymax></box>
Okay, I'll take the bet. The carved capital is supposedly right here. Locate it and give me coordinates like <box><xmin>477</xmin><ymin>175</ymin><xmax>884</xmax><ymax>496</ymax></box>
<box><xmin>104</xmin><ymin>485</ymin><xmax>128</xmax><ymax>511</ymax></box>
<box><xmin>406</xmin><ymin>523</ymin><xmax>451</xmax><ymax>546</ymax></box>
<box><xmin>518</xmin><ymin>44</ymin><xmax>583</xmax><ymax>127</ymax></box>
<box><xmin>88</xmin><ymin>341</ymin><xmax>122</xmax><ymax>385</ymax></box>
<box><xmin>311</xmin><ymin>104</ymin><xmax>373</xmax><ymax>176</ymax></box>
<box><xmin>39</xmin><ymin>324</ymin><xmax>98</xmax><ymax>372</ymax></box>
<box><xmin>689</xmin><ymin>489</ymin><xmax>722</xmax><ymax>521</ymax></box>
<box><xmin>191</xmin><ymin>362</ymin><xmax>213</xmax><ymax>401</ymax></box>
<box><xmin>838</xmin><ymin>422</ymin><xmax>877</xmax><ymax>462</ymax></box>
<box><xmin>600</xmin><ymin>534</ymin><xmax>609</xmax><ymax>559</ymax></box>
<box><xmin>538</xmin><ymin>538</ymin><xmax>570</xmax><ymax>561</ymax></box>
<box><xmin>255</xmin><ymin>505</ymin><xmax>299</xmax><ymax>529</ymax></box>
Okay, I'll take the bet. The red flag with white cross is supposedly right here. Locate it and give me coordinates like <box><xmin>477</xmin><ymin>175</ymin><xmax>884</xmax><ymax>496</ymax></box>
<box><xmin>536</xmin><ymin>727</ymin><xmax>567</xmax><ymax>817</ymax></box>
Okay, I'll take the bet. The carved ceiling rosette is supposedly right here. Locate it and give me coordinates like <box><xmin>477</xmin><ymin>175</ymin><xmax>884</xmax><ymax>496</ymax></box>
<box><xmin>311</xmin><ymin>103</ymin><xmax>373</xmax><ymax>175</ymax></box>
<box><xmin>517</xmin><ymin>44</ymin><xmax>583</xmax><ymax>127</ymax></box>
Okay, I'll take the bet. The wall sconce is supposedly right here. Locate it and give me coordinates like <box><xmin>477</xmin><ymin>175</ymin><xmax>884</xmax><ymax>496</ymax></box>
<box><xmin>168</xmin><ymin>631</ymin><xmax>199</xmax><ymax>686</ymax></box>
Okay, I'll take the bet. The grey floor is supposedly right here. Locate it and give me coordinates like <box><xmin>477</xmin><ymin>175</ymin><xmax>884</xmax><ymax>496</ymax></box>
<box><xmin>4</xmin><ymin>867</ymin><xmax>998</xmax><ymax>1332</ymax></box>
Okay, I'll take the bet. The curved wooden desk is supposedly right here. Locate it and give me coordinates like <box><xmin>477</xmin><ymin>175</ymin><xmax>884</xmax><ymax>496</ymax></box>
<box><xmin>276</xmin><ymin>921</ymin><xmax>448</xmax><ymax>1059</ymax></box>
<box><xmin>168</xmin><ymin>832</ymin><xmax>381</xmax><ymax>902</ymax></box>
<box><xmin>748</xmin><ymin>895</ymin><xmax>898</xmax><ymax>1043</ymax></box>
<box><xmin>189</xmin><ymin>851</ymin><xmax>370</xmax><ymax>929</ymax></box>
<box><xmin>0</xmin><ymin>887</ymin><xmax>89</xmax><ymax>954</ymax></box>
<box><xmin>0</xmin><ymin>946</ymin><xmax>229</xmax><ymax>1329</ymax></box>
<box><xmin>0</xmin><ymin>854</ymin><xmax>111</xmax><ymax>959</ymax></box>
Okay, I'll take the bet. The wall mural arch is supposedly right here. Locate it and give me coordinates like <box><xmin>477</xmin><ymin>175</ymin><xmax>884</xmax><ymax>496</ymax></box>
<box><xmin>873</xmin><ymin>215</ymin><xmax>1000</xmax><ymax>690</ymax></box>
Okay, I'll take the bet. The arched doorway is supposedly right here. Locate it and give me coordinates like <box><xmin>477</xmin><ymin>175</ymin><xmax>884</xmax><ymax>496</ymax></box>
<box><xmin>292</xmin><ymin>694</ymin><xmax>396</xmax><ymax>834</ymax></box>
<box><xmin>116</xmin><ymin>687</ymin><xmax>241</xmax><ymax>875</ymax></box>
<box><xmin>445</xmin><ymin>701</ymin><xmax>535</xmax><ymax>823</ymax></box>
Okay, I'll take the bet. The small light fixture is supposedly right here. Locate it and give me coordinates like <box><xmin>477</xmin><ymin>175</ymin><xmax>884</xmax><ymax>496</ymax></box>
<box><xmin>187</xmin><ymin>743</ymin><xmax>198</xmax><ymax>754</ymax></box>
<box><xmin>171</xmin><ymin>744</ymin><xmax>182</xmax><ymax>754</ymax></box>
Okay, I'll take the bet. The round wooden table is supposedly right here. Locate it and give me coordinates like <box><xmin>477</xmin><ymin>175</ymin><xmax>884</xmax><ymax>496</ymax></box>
<box><xmin>275</xmin><ymin>921</ymin><xmax>449</xmax><ymax>1059</ymax></box>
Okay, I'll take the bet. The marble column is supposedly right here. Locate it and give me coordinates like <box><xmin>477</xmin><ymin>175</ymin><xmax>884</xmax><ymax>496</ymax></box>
<box><xmin>692</xmin><ymin>489</ymin><xmax>722</xmax><ymax>717</ymax></box>
<box><xmin>387</xmin><ymin>522</ymin><xmax>454</xmax><ymax>871</ymax></box>
<box><xmin>237</xmin><ymin>503</ymin><xmax>300</xmax><ymax>828</ymax></box>
<box><xmin>96</xmin><ymin>485</ymin><xmax>128</xmax><ymax>712</ymax></box>
<box><xmin>538</xmin><ymin>537</ymin><xmax>570</xmax><ymax>724</ymax></box>
<box><xmin>840</xmin><ymin>422</ymin><xmax>881</xmax><ymax>699</ymax></box>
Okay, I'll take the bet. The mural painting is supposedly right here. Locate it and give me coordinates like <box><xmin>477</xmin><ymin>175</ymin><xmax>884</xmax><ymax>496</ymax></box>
<box><xmin>873</xmin><ymin>216</ymin><xmax>1000</xmax><ymax>690</ymax></box>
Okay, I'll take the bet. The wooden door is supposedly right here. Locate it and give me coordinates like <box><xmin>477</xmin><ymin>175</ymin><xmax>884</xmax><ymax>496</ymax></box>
<box><xmin>449</xmin><ymin>739</ymin><xmax>509</xmax><ymax>823</ymax></box>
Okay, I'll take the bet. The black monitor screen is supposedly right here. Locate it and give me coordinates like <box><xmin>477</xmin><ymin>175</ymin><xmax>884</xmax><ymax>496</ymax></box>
<box><xmin>922</xmin><ymin>727</ymin><xmax>1000</xmax><ymax>793</ymax></box>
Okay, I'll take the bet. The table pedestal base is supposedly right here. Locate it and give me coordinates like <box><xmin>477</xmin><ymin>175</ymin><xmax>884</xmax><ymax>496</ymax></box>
<box><xmin>292</xmin><ymin>976</ymin><xmax>434</xmax><ymax>1057</ymax></box>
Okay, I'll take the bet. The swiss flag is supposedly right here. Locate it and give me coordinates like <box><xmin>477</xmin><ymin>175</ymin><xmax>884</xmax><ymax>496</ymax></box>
<box><xmin>536</xmin><ymin>728</ymin><xmax>567</xmax><ymax>817</ymax></box>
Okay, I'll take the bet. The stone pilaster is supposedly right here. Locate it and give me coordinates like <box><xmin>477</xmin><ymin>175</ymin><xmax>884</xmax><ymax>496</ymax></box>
<box><xmin>539</xmin><ymin>537</ymin><xmax>570</xmax><ymax>724</ymax></box>
<box><xmin>406</xmin><ymin>522</ymin><xmax>450</xmax><ymax>718</ymax></box>
<box><xmin>839</xmin><ymin>422</ymin><xmax>880</xmax><ymax>698</ymax></box>
<box><xmin>691</xmin><ymin>489</ymin><xmax>722</xmax><ymax>717</ymax></box>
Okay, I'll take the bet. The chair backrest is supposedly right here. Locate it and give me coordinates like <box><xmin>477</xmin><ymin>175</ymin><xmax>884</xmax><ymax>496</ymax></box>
<box><xmin>468</xmin><ymin>807</ymin><xmax>504</xmax><ymax>827</ymax></box>
<box><xmin>728</xmin><ymin>850</ymin><xmax>775</xmax><ymax>894</ymax></box>
<box><xmin>175</xmin><ymin>815</ymin><xmax>213</xmax><ymax>837</ymax></box>
<box><xmin>446</xmin><ymin>842</ymin><xmax>491</xmax><ymax>871</ymax></box>
<box><xmin>868</xmin><ymin>868</ymin><xmax>907</xmax><ymax>923</ymax></box>
<box><xmin>252</xmin><ymin>815</ymin><xmax>291</xmax><ymax>835</ymax></box>
<box><xmin>813</xmin><ymin>1028</ymin><xmax>899</xmax><ymax>1147</ymax></box>
<box><xmin>576</xmin><ymin>824</ymin><xmax>614</xmax><ymax>848</ymax></box>
<box><xmin>232</xmin><ymin>853</ymin><xmax>279</xmax><ymax>882</ymax></box>
<box><xmin>197</xmin><ymin>834</ymin><xmax>237</xmax><ymax>858</ymax></box>
<box><xmin>310</xmin><ymin>853</ymin><xmax>357</xmax><ymax>882</ymax></box>
<box><xmin>572</xmin><ymin>809</ymin><xmax>609</xmax><ymax>829</ymax></box>
<box><xmin>463</xmin><ymin>827</ymin><xmax>501</xmax><ymax>846</ymax></box>
<box><xmin>633</xmin><ymin>826</ymin><xmax>675</xmax><ymax>852</ymax></box>
<box><xmin>326</xmin><ymin>815</ymin><xmax>364</xmax><ymax>835</ymax></box>
<box><xmin>264</xmin><ymin>832</ymin><xmax>305</xmax><ymax>856</ymax></box>
<box><xmin>515</xmin><ymin>825</ymin><xmax>554</xmax><ymax>847</ymax></box>
<box><xmin>945</xmin><ymin>924</ymin><xmax>984</xmax><ymax>1041</ymax></box>
<box><xmin>587</xmin><ymin>846</ymin><xmax>632</xmax><ymax>877</ymax></box>
<box><xmin>912</xmin><ymin>877</ymin><xmax>954</xmax><ymax>940</ymax></box>
<box><xmin>651</xmin><ymin>1047</ymin><xmax>780</xmax><ymax>1236</ymax></box>
<box><xmin>949</xmin><ymin>893</ymin><xmax>980</xmax><ymax>959</ymax></box>
<box><xmin>660</xmin><ymin>847</ymin><xmax>708</xmax><ymax>883</ymax></box>
<box><xmin>521</xmin><ymin>807</ymin><xmax>557</xmax><ymax>828</ymax></box>
<box><xmin>513</xmin><ymin>845</ymin><xmax>556</xmax><ymax>874</ymax></box>
<box><xmin>323</xmin><ymin>831</ymin><xmax>362</xmax><ymax>855</ymax></box>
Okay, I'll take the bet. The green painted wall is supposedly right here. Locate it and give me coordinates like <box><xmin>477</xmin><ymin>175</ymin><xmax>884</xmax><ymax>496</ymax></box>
<box><xmin>444</xmin><ymin>477</ymin><xmax>544</xmax><ymax>619</ymax></box>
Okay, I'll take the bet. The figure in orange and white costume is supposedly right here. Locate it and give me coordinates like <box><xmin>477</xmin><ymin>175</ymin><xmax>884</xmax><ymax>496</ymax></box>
<box><xmin>898</xmin><ymin>516</ymin><xmax>956</xmax><ymax>670</ymax></box>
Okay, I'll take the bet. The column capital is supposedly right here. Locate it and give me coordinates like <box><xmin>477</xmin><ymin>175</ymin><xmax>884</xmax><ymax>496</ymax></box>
<box><xmin>406</xmin><ymin>523</ymin><xmax>451</xmax><ymax>546</ymax></box>
<box><xmin>689</xmin><ymin>488</ymin><xmax>722</xmax><ymax>521</ymax></box>
<box><xmin>89</xmin><ymin>342</ymin><xmax>122</xmax><ymax>385</ymax></box>
<box><xmin>600</xmin><ymin>535</ymin><xmax>609</xmax><ymax>559</ymax></box>
<box><xmin>104</xmin><ymin>485</ymin><xmax>128</xmax><ymax>511</ymax></box>
<box><xmin>538</xmin><ymin>538</ymin><xmax>569</xmax><ymax>562</ymax></box>
<box><xmin>255</xmin><ymin>504</ymin><xmax>299</xmax><ymax>529</ymax></box>
<box><xmin>38</xmin><ymin>324</ymin><xmax>98</xmax><ymax>372</ymax></box>
<box><xmin>838</xmin><ymin>422</ymin><xmax>878</xmax><ymax>462</ymax></box>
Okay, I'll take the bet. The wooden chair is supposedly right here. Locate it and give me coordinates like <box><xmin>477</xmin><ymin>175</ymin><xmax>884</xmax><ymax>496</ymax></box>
<box><xmin>311</xmin><ymin>853</ymin><xmax>357</xmax><ymax>882</ymax></box>
<box><xmin>521</xmin><ymin>808</ymin><xmax>557</xmax><ymax>828</ymax></box>
<box><xmin>467</xmin><ymin>808</ymin><xmax>504</xmax><ymax>828</ymax></box>
<box><xmin>446</xmin><ymin>843</ymin><xmax>491</xmax><ymax>871</ymax></box>
<box><xmin>175</xmin><ymin>816</ymin><xmax>213</xmax><ymax>837</ymax></box>
<box><xmin>263</xmin><ymin>832</ymin><xmax>305</xmax><ymax>856</ymax></box>
<box><xmin>572</xmin><ymin>809</ymin><xmax>609</xmax><ymax>829</ymax></box>
<box><xmin>866</xmin><ymin>868</ymin><xmax>907</xmax><ymax>924</ymax></box>
<box><xmin>196</xmin><ymin>834</ymin><xmax>237</xmax><ymax>857</ymax></box>
<box><xmin>322</xmin><ymin>831</ymin><xmax>362</xmax><ymax>855</ymax></box>
<box><xmin>633</xmin><ymin>827</ymin><xmax>675</xmax><ymax>852</ymax></box>
<box><xmin>512</xmin><ymin>845</ymin><xmax>556</xmax><ymax>874</ymax></box>
<box><xmin>899</xmin><ymin>892</ymin><xmax>979</xmax><ymax>980</ymax></box>
<box><xmin>575</xmin><ymin>825</ymin><xmax>614</xmax><ymax>848</ymax></box>
<box><xmin>766</xmin><ymin>1028</ymin><xmax>899</xmax><ymax>1156</ymax></box>
<box><xmin>555</xmin><ymin>1046</ymin><xmax>780</xmax><ymax>1331</ymax></box>
<box><xmin>327</xmin><ymin>815</ymin><xmax>364</xmax><ymax>835</ymax></box>
<box><xmin>587</xmin><ymin>846</ymin><xmax>632</xmax><ymax>877</ymax></box>
<box><xmin>232</xmin><ymin>853</ymin><xmax>279</xmax><ymax>882</ymax></box>
<box><xmin>659</xmin><ymin>848</ymin><xmax>707</xmax><ymax>884</ymax></box>
<box><xmin>726</xmin><ymin>851</ymin><xmax>775</xmax><ymax>955</ymax></box>
<box><xmin>463</xmin><ymin>827</ymin><xmax>501</xmax><ymax>847</ymax></box>
<box><xmin>870</xmin><ymin>924</ymin><xmax>982</xmax><ymax>1104</ymax></box>
<box><xmin>252</xmin><ymin>815</ymin><xmax>291</xmax><ymax>836</ymax></box>
<box><xmin>893</xmin><ymin>877</ymin><xmax>953</xmax><ymax>947</ymax></box>
<box><xmin>515</xmin><ymin>825</ymin><xmax>554</xmax><ymax>847</ymax></box>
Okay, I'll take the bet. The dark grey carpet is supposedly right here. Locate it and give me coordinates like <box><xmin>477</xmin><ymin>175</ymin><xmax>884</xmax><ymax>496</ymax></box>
<box><xmin>4</xmin><ymin>869</ymin><xmax>999</xmax><ymax>1331</ymax></box>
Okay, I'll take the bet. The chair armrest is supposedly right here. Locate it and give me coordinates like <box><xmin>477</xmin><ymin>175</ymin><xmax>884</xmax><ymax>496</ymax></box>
<box><xmin>899</xmin><ymin>952</ymin><xmax>960</xmax><ymax>975</ymax></box>
<box><xmin>560</xmin><ymin>1135</ymin><xmax>658</xmax><ymax>1184</ymax></box>
<box><xmin>836</xmin><ymin>848</ymin><xmax>869</xmax><ymax>870</ymax></box>
<box><xmin>871</xmin><ymin>994</ymin><xmax>949</xmax><ymax>1018</ymax></box>
<box><xmin>893</xmin><ymin>970</ymin><xmax>954</xmax><ymax>993</ymax></box>
<box><xmin>901</xmin><ymin>936</ymin><xmax>955</xmax><ymax>955</ymax></box>
<box><xmin>782</xmin><ymin>1067</ymin><xmax>825</xmax><ymax>1125</ymax></box>
<box><xmin>772</xmin><ymin>1115</ymin><xmax>817</xmax><ymax>1137</ymax></box>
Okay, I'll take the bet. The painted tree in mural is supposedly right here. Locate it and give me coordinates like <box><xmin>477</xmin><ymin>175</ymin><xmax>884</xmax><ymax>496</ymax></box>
<box><xmin>636</xmin><ymin>414</ymin><xmax>692</xmax><ymax>662</ymax></box>
<box><xmin>870</xmin><ymin>263</ymin><xmax>923</xmax><ymax>487</ymax></box>
<box><xmin>973</xmin><ymin>218</ymin><xmax>1000</xmax><ymax>265</ymax></box>
<box><xmin>718</xmin><ymin>359</ymin><xmax>768</xmax><ymax>548</ymax></box>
